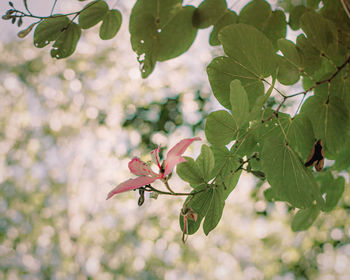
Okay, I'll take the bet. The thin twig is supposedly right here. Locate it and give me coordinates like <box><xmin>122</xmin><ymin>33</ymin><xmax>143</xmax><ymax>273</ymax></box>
<box><xmin>50</xmin><ymin>0</ymin><xmax>58</xmax><ymax>16</ymax></box>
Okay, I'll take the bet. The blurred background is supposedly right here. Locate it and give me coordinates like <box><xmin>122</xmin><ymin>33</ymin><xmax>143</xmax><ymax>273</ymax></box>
<box><xmin>1</xmin><ymin>0</ymin><xmax>350</xmax><ymax>279</ymax></box>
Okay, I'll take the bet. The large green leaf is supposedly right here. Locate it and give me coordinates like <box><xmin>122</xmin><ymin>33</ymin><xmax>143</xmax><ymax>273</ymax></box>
<box><xmin>239</xmin><ymin>0</ymin><xmax>270</xmax><ymax>28</ymax></box>
<box><xmin>207</xmin><ymin>56</ymin><xmax>264</xmax><ymax>109</ymax></box>
<box><xmin>177</xmin><ymin>157</ymin><xmax>205</xmax><ymax>186</ymax></box>
<box><xmin>219</xmin><ymin>24</ymin><xmax>277</xmax><ymax>78</ymax></box>
<box><xmin>209</xmin><ymin>10</ymin><xmax>238</xmax><ymax>46</ymax></box>
<box><xmin>192</xmin><ymin>0</ymin><xmax>227</xmax><ymax>29</ymax></box>
<box><xmin>34</xmin><ymin>15</ymin><xmax>70</xmax><ymax>48</ymax></box>
<box><xmin>318</xmin><ymin>171</ymin><xmax>345</xmax><ymax>212</ymax></box>
<box><xmin>261</xmin><ymin>135</ymin><xmax>324</xmax><ymax>209</ymax></box>
<box><xmin>291</xmin><ymin>206</ymin><xmax>320</xmax><ymax>232</ymax></box>
<box><xmin>238</xmin><ymin>0</ymin><xmax>286</xmax><ymax>48</ymax></box>
<box><xmin>78</xmin><ymin>0</ymin><xmax>109</xmax><ymax>29</ymax></box>
<box><xmin>51</xmin><ymin>23</ymin><xmax>81</xmax><ymax>59</ymax></box>
<box><xmin>203</xmin><ymin>186</ymin><xmax>225</xmax><ymax>235</ymax></box>
<box><xmin>301</xmin><ymin>95</ymin><xmax>350</xmax><ymax>154</ymax></box>
<box><xmin>196</xmin><ymin>145</ymin><xmax>215</xmax><ymax>182</ymax></box>
<box><xmin>205</xmin><ymin>110</ymin><xmax>237</xmax><ymax>146</ymax></box>
<box><xmin>99</xmin><ymin>9</ymin><xmax>122</xmax><ymax>40</ymax></box>
<box><xmin>129</xmin><ymin>0</ymin><xmax>197</xmax><ymax>78</ymax></box>
<box><xmin>230</xmin><ymin>80</ymin><xmax>249</xmax><ymax>128</ymax></box>
<box><xmin>300</xmin><ymin>11</ymin><xmax>338</xmax><ymax>57</ymax></box>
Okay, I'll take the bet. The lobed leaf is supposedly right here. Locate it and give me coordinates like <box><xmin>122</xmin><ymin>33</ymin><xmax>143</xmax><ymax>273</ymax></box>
<box><xmin>209</xmin><ymin>10</ymin><xmax>237</xmax><ymax>46</ymax></box>
<box><xmin>50</xmin><ymin>23</ymin><xmax>81</xmax><ymax>59</ymax></box>
<box><xmin>196</xmin><ymin>145</ymin><xmax>215</xmax><ymax>183</ymax></box>
<box><xmin>205</xmin><ymin>110</ymin><xmax>237</xmax><ymax>146</ymax></box>
<box><xmin>34</xmin><ymin>15</ymin><xmax>70</xmax><ymax>48</ymax></box>
<box><xmin>301</xmin><ymin>95</ymin><xmax>350</xmax><ymax>154</ymax></box>
<box><xmin>291</xmin><ymin>206</ymin><xmax>320</xmax><ymax>231</ymax></box>
<box><xmin>219</xmin><ymin>23</ymin><xmax>277</xmax><ymax>78</ymax></box>
<box><xmin>317</xmin><ymin>171</ymin><xmax>345</xmax><ymax>212</ymax></box>
<box><xmin>192</xmin><ymin>0</ymin><xmax>227</xmax><ymax>29</ymax></box>
<box><xmin>207</xmin><ymin>56</ymin><xmax>264</xmax><ymax>109</ymax></box>
<box><xmin>261</xmin><ymin>134</ymin><xmax>325</xmax><ymax>209</ymax></box>
<box><xmin>99</xmin><ymin>9</ymin><xmax>122</xmax><ymax>40</ymax></box>
<box><xmin>129</xmin><ymin>0</ymin><xmax>197</xmax><ymax>78</ymax></box>
<box><xmin>78</xmin><ymin>0</ymin><xmax>109</xmax><ymax>29</ymax></box>
<box><xmin>177</xmin><ymin>157</ymin><xmax>205</xmax><ymax>186</ymax></box>
<box><xmin>300</xmin><ymin>11</ymin><xmax>338</xmax><ymax>58</ymax></box>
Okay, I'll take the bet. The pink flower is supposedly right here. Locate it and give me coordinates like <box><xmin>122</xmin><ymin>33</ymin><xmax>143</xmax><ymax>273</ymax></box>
<box><xmin>106</xmin><ymin>137</ymin><xmax>201</xmax><ymax>200</ymax></box>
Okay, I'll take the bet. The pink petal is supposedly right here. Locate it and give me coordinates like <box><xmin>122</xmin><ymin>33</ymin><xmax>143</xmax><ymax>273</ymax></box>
<box><xmin>163</xmin><ymin>137</ymin><xmax>201</xmax><ymax>176</ymax></box>
<box><xmin>128</xmin><ymin>157</ymin><xmax>157</xmax><ymax>177</ymax></box>
<box><xmin>150</xmin><ymin>146</ymin><xmax>161</xmax><ymax>170</ymax></box>
<box><xmin>106</xmin><ymin>176</ymin><xmax>158</xmax><ymax>200</ymax></box>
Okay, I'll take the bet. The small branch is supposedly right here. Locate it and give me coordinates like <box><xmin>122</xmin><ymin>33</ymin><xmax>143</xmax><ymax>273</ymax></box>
<box><xmin>286</xmin><ymin>55</ymin><xmax>350</xmax><ymax>99</ymax></box>
<box><xmin>51</xmin><ymin>0</ymin><xmax>58</xmax><ymax>16</ymax></box>
<box><xmin>263</xmin><ymin>78</ymin><xmax>287</xmax><ymax>98</ymax></box>
<box><xmin>143</xmin><ymin>185</ymin><xmax>207</xmax><ymax>196</ymax></box>
<box><xmin>163</xmin><ymin>179</ymin><xmax>175</xmax><ymax>193</ymax></box>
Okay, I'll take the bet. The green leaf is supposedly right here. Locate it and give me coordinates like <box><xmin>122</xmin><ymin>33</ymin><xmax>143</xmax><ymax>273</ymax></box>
<box><xmin>230</xmin><ymin>80</ymin><xmax>249</xmax><ymax>128</ymax></box>
<box><xmin>196</xmin><ymin>145</ymin><xmax>215</xmax><ymax>182</ymax></box>
<box><xmin>207</xmin><ymin>56</ymin><xmax>264</xmax><ymax>109</ymax></box>
<box><xmin>276</xmin><ymin>55</ymin><xmax>300</xmax><ymax>85</ymax></box>
<box><xmin>203</xmin><ymin>186</ymin><xmax>225</xmax><ymax>235</ymax></box>
<box><xmin>278</xmin><ymin>38</ymin><xmax>303</xmax><ymax>68</ymax></box>
<box><xmin>238</xmin><ymin>0</ymin><xmax>286</xmax><ymax>49</ymax></box>
<box><xmin>179</xmin><ymin>184</ymin><xmax>210</xmax><ymax>235</ymax></box>
<box><xmin>192</xmin><ymin>0</ymin><xmax>227</xmax><ymax>29</ymax></box>
<box><xmin>289</xmin><ymin>5</ymin><xmax>308</xmax><ymax>30</ymax></box>
<box><xmin>34</xmin><ymin>15</ymin><xmax>70</xmax><ymax>48</ymax></box>
<box><xmin>177</xmin><ymin>157</ymin><xmax>204</xmax><ymax>186</ymax></box>
<box><xmin>239</xmin><ymin>0</ymin><xmax>270</xmax><ymax>28</ymax></box>
<box><xmin>99</xmin><ymin>9</ymin><xmax>122</xmax><ymax>40</ymax></box>
<box><xmin>261</xmin><ymin>10</ymin><xmax>287</xmax><ymax>49</ymax></box>
<box><xmin>219</xmin><ymin>23</ymin><xmax>277</xmax><ymax>78</ymax></box>
<box><xmin>301</xmin><ymin>95</ymin><xmax>350</xmax><ymax>154</ymax></box>
<box><xmin>211</xmin><ymin>146</ymin><xmax>241</xmax><ymax>199</ymax></box>
<box><xmin>51</xmin><ymin>23</ymin><xmax>81</xmax><ymax>59</ymax></box>
<box><xmin>78</xmin><ymin>0</ymin><xmax>109</xmax><ymax>29</ymax></box>
<box><xmin>130</xmin><ymin>0</ymin><xmax>197</xmax><ymax>78</ymax></box>
<box><xmin>296</xmin><ymin>34</ymin><xmax>322</xmax><ymax>75</ymax></box>
<box><xmin>261</xmin><ymin>135</ymin><xmax>324</xmax><ymax>209</ymax></box>
<box><xmin>318</xmin><ymin>171</ymin><xmax>345</xmax><ymax>212</ymax></box>
<box><xmin>291</xmin><ymin>206</ymin><xmax>320</xmax><ymax>232</ymax></box>
<box><xmin>300</xmin><ymin>11</ymin><xmax>338</xmax><ymax>57</ymax></box>
<box><xmin>331</xmin><ymin>145</ymin><xmax>350</xmax><ymax>171</ymax></box>
<box><xmin>284</xmin><ymin>113</ymin><xmax>315</xmax><ymax>161</ymax></box>
<box><xmin>209</xmin><ymin>10</ymin><xmax>237</xmax><ymax>46</ymax></box>
<box><xmin>205</xmin><ymin>110</ymin><xmax>237</xmax><ymax>146</ymax></box>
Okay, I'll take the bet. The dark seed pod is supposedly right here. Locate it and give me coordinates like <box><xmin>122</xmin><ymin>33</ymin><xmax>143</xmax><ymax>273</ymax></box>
<box><xmin>17</xmin><ymin>17</ymin><xmax>23</xmax><ymax>27</ymax></box>
<box><xmin>138</xmin><ymin>189</ymin><xmax>145</xmax><ymax>206</ymax></box>
<box><xmin>11</xmin><ymin>17</ymin><xmax>16</xmax><ymax>24</ymax></box>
